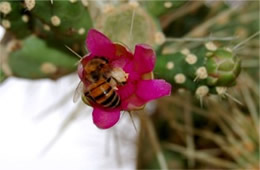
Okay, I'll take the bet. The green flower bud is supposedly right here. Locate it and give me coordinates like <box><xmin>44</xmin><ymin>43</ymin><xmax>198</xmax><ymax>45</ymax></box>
<box><xmin>206</xmin><ymin>48</ymin><xmax>241</xmax><ymax>86</ymax></box>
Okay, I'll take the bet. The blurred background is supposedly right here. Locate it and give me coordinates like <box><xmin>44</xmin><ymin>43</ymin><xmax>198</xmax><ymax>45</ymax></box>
<box><xmin>0</xmin><ymin>0</ymin><xmax>259</xmax><ymax>170</ymax></box>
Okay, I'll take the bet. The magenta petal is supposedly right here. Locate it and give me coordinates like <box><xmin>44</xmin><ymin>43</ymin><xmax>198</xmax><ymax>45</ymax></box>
<box><xmin>117</xmin><ymin>82</ymin><xmax>136</xmax><ymax>100</ymax></box>
<box><xmin>133</xmin><ymin>44</ymin><xmax>156</xmax><ymax>74</ymax></box>
<box><xmin>136</xmin><ymin>79</ymin><xmax>172</xmax><ymax>102</ymax></box>
<box><xmin>92</xmin><ymin>107</ymin><xmax>121</xmax><ymax>129</ymax></box>
<box><xmin>121</xmin><ymin>95</ymin><xmax>146</xmax><ymax>110</ymax></box>
<box><xmin>86</xmin><ymin>29</ymin><xmax>115</xmax><ymax>59</ymax></box>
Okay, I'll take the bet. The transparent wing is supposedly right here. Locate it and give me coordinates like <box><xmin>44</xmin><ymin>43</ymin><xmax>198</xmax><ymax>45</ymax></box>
<box><xmin>73</xmin><ymin>81</ymin><xmax>84</xmax><ymax>103</ymax></box>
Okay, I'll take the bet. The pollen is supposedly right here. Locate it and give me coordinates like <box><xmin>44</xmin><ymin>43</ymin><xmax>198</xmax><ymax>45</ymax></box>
<box><xmin>78</xmin><ymin>28</ymin><xmax>85</xmax><ymax>35</ymax></box>
<box><xmin>155</xmin><ymin>32</ymin><xmax>166</xmax><ymax>45</ymax></box>
<box><xmin>51</xmin><ymin>16</ymin><xmax>61</xmax><ymax>26</ymax></box>
<box><xmin>0</xmin><ymin>2</ymin><xmax>12</xmax><ymax>15</ymax></box>
<box><xmin>111</xmin><ymin>67</ymin><xmax>129</xmax><ymax>85</ymax></box>
<box><xmin>166</xmin><ymin>61</ymin><xmax>174</xmax><ymax>70</ymax></box>
<box><xmin>185</xmin><ymin>54</ymin><xmax>197</xmax><ymax>65</ymax></box>
<box><xmin>205</xmin><ymin>42</ymin><xmax>217</xmax><ymax>51</ymax></box>
<box><xmin>43</xmin><ymin>24</ymin><xmax>50</xmax><ymax>31</ymax></box>
<box><xmin>181</xmin><ymin>48</ymin><xmax>190</xmax><ymax>55</ymax></box>
<box><xmin>216</xmin><ymin>87</ymin><xmax>227</xmax><ymax>95</ymax></box>
<box><xmin>22</xmin><ymin>15</ymin><xmax>29</xmax><ymax>23</ymax></box>
<box><xmin>196</xmin><ymin>86</ymin><xmax>209</xmax><ymax>97</ymax></box>
<box><xmin>41</xmin><ymin>62</ymin><xmax>57</xmax><ymax>74</ymax></box>
<box><xmin>164</xmin><ymin>1</ymin><xmax>173</xmax><ymax>8</ymax></box>
<box><xmin>196</xmin><ymin>67</ymin><xmax>208</xmax><ymax>79</ymax></box>
<box><xmin>2</xmin><ymin>19</ymin><xmax>11</xmax><ymax>29</ymax></box>
<box><xmin>24</xmin><ymin>0</ymin><xmax>35</xmax><ymax>11</ymax></box>
<box><xmin>174</xmin><ymin>73</ymin><xmax>186</xmax><ymax>84</ymax></box>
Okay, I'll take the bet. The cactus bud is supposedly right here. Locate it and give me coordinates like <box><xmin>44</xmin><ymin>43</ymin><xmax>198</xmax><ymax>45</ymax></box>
<box><xmin>206</xmin><ymin>47</ymin><xmax>241</xmax><ymax>86</ymax></box>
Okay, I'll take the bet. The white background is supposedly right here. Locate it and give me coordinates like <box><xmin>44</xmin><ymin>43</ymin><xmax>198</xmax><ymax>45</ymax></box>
<box><xmin>0</xmin><ymin>26</ymin><xmax>137</xmax><ymax>170</ymax></box>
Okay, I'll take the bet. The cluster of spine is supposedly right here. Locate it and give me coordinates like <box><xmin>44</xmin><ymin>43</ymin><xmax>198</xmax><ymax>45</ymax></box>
<box><xmin>155</xmin><ymin>41</ymin><xmax>241</xmax><ymax>98</ymax></box>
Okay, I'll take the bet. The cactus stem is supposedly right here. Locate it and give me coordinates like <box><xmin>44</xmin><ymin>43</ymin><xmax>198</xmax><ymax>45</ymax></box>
<box><xmin>21</xmin><ymin>15</ymin><xmax>29</xmax><ymax>23</ymax></box>
<box><xmin>0</xmin><ymin>1</ymin><xmax>12</xmax><ymax>15</ymax></box>
<box><xmin>78</xmin><ymin>28</ymin><xmax>85</xmax><ymax>35</ymax></box>
<box><xmin>164</xmin><ymin>1</ymin><xmax>173</xmax><ymax>8</ymax></box>
<box><xmin>185</xmin><ymin>54</ymin><xmax>198</xmax><ymax>65</ymax></box>
<box><xmin>155</xmin><ymin>32</ymin><xmax>166</xmax><ymax>45</ymax></box>
<box><xmin>43</xmin><ymin>24</ymin><xmax>51</xmax><ymax>31</ymax></box>
<box><xmin>174</xmin><ymin>73</ymin><xmax>186</xmax><ymax>84</ymax></box>
<box><xmin>2</xmin><ymin>19</ymin><xmax>11</xmax><ymax>29</ymax></box>
<box><xmin>205</xmin><ymin>42</ymin><xmax>217</xmax><ymax>51</ymax></box>
<box><xmin>40</xmin><ymin>62</ymin><xmax>57</xmax><ymax>74</ymax></box>
<box><xmin>195</xmin><ymin>67</ymin><xmax>208</xmax><ymax>80</ymax></box>
<box><xmin>24</xmin><ymin>0</ymin><xmax>36</xmax><ymax>11</ymax></box>
<box><xmin>166</xmin><ymin>61</ymin><xmax>174</xmax><ymax>70</ymax></box>
<box><xmin>51</xmin><ymin>16</ymin><xmax>61</xmax><ymax>26</ymax></box>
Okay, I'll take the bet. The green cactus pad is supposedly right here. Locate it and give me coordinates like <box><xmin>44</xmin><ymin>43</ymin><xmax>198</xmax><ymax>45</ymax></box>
<box><xmin>31</xmin><ymin>0</ymin><xmax>92</xmax><ymax>44</ymax></box>
<box><xmin>8</xmin><ymin>35</ymin><xmax>78</xmax><ymax>79</ymax></box>
<box><xmin>0</xmin><ymin>1</ymin><xmax>31</xmax><ymax>39</ymax></box>
<box><xmin>141</xmin><ymin>0</ymin><xmax>187</xmax><ymax>17</ymax></box>
<box><xmin>95</xmin><ymin>4</ymin><xmax>162</xmax><ymax>50</ymax></box>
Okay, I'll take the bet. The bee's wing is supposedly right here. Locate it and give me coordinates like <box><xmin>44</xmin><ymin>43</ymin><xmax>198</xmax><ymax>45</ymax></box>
<box><xmin>73</xmin><ymin>81</ymin><xmax>84</xmax><ymax>103</ymax></box>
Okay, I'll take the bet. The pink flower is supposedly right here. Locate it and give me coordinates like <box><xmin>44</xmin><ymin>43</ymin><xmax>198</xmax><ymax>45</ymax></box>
<box><xmin>78</xmin><ymin>29</ymin><xmax>171</xmax><ymax>129</ymax></box>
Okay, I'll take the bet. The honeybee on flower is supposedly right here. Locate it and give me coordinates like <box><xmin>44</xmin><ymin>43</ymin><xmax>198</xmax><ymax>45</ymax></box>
<box><xmin>75</xmin><ymin>29</ymin><xmax>171</xmax><ymax>129</ymax></box>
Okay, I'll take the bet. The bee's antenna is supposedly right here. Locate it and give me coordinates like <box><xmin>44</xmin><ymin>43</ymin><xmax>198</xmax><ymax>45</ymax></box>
<box><xmin>65</xmin><ymin>45</ymin><xmax>83</xmax><ymax>59</ymax></box>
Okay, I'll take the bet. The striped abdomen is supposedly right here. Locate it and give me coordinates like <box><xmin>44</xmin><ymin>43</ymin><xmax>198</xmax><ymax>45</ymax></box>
<box><xmin>85</xmin><ymin>79</ymin><xmax>121</xmax><ymax>108</ymax></box>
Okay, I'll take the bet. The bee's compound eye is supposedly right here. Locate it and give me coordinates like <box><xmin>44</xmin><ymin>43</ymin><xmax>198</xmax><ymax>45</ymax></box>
<box><xmin>91</xmin><ymin>71</ymin><xmax>99</xmax><ymax>81</ymax></box>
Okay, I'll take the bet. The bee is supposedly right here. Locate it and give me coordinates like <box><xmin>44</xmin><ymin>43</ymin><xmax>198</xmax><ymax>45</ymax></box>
<box><xmin>74</xmin><ymin>57</ymin><xmax>128</xmax><ymax>109</ymax></box>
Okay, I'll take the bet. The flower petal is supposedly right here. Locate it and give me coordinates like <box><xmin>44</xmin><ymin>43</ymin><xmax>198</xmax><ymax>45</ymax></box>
<box><xmin>92</xmin><ymin>107</ymin><xmax>121</xmax><ymax>129</ymax></box>
<box><xmin>121</xmin><ymin>94</ymin><xmax>146</xmax><ymax>111</ymax></box>
<box><xmin>117</xmin><ymin>82</ymin><xmax>136</xmax><ymax>100</ymax></box>
<box><xmin>123</xmin><ymin>61</ymin><xmax>141</xmax><ymax>81</ymax></box>
<box><xmin>136</xmin><ymin>79</ymin><xmax>172</xmax><ymax>102</ymax></box>
<box><xmin>86</xmin><ymin>29</ymin><xmax>115</xmax><ymax>59</ymax></box>
<box><xmin>133</xmin><ymin>44</ymin><xmax>156</xmax><ymax>74</ymax></box>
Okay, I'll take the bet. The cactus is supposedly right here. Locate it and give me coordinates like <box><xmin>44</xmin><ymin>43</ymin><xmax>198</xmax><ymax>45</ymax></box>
<box><xmin>155</xmin><ymin>42</ymin><xmax>241</xmax><ymax>97</ymax></box>
<box><xmin>0</xmin><ymin>1</ymin><xmax>259</xmax><ymax>169</ymax></box>
<box><xmin>0</xmin><ymin>1</ymin><xmax>31</xmax><ymax>38</ymax></box>
<box><xmin>8</xmin><ymin>35</ymin><xmax>78</xmax><ymax>79</ymax></box>
<box><xmin>140</xmin><ymin>0</ymin><xmax>188</xmax><ymax>17</ymax></box>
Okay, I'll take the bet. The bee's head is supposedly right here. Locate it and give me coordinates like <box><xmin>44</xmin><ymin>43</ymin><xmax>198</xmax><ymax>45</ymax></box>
<box><xmin>84</xmin><ymin>57</ymin><xmax>110</xmax><ymax>82</ymax></box>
